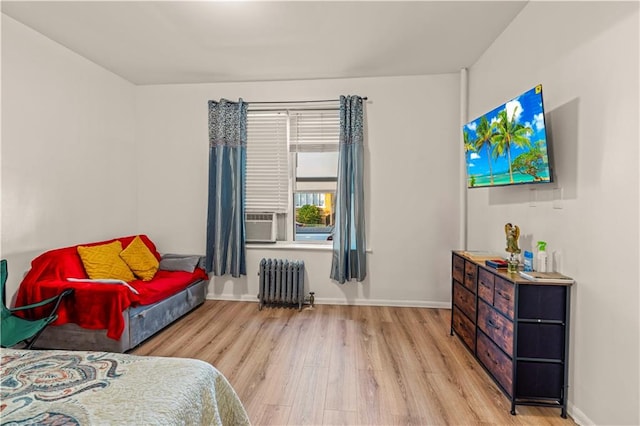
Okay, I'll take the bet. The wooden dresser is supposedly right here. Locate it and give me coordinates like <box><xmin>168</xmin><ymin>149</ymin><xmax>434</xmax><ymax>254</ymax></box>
<box><xmin>450</xmin><ymin>251</ymin><xmax>573</xmax><ymax>418</ymax></box>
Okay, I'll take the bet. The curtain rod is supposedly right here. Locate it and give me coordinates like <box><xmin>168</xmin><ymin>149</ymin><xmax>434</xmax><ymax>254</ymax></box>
<box><xmin>247</xmin><ymin>97</ymin><xmax>368</xmax><ymax>104</ymax></box>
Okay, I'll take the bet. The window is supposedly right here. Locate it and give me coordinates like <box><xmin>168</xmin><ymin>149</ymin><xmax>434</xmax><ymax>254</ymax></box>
<box><xmin>246</xmin><ymin>104</ymin><xmax>339</xmax><ymax>242</ymax></box>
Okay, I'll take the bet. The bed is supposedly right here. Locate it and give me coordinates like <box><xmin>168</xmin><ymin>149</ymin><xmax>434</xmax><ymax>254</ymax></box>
<box><xmin>0</xmin><ymin>348</ymin><xmax>250</xmax><ymax>425</ymax></box>
<box><xmin>13</xmin><ymin>235</ymin><xmax>209</xmax><ymax>352</ymax></box>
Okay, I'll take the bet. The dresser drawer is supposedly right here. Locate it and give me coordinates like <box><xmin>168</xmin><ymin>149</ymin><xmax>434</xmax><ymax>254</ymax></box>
<box><xmin>517</xmin><ymin>323</ymin><xmax>564</xmax><ymax>359</ymax></box>
<box><xmin>516</xmin><ymin>361</ymin><xmax>563</xmax><ymax>399</ymax></box>
<box><xmin>477</xmin><ymin>300</ymin><xmax>513</xmax><ymax>357</ymax></box>
<box><xmin>464</xmin><ymin>261</ymin><xmax>478</xmax><ymax>293</ymax></box>
<box><xmin>452</xmin><ymin>306</ymin><xmax>476</xmax><ymax>351</ymax></box>
<box><xmin>452</xmin><ymin>254</ymin><xmax>465</xmax><ymax>283</ymax></box>
<box><xmin>517</xmin><ymin>285</ymin><xmax>566</xmax><ymax>321</ymax></box>
<box><xmin>494</xmin><ymin>277</ymin><xmax>514</xmax><ymax>319</ymax></box>
<box><xmin>477</xmin><ymin>331</ymin><xmax>513</xmax><ymax>396</ymax></box>
<box><xmin>453</xmin><ymin>281</ymin><xmax>476</xmax><ymax>322</ymax></box>
<box><xmin>478</xmin><ymin>268</ymin><xmax>495</xmax><ymax>304</ymax></box>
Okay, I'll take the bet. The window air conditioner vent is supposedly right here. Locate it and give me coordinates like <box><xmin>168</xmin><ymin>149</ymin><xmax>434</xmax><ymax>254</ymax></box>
<box><xmin>246</xmin><ymin>212</ymin><xmax>277</xmax><ymax>243</ymax></box>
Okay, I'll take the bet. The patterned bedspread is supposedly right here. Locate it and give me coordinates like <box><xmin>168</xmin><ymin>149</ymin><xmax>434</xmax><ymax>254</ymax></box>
<box><xmin>0</xmin><ymin>349</ymin><xmax>250</xmax><ymax>425</ymax></box>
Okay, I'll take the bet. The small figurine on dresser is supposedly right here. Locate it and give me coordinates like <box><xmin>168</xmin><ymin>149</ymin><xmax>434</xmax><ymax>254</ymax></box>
<box><xmin>505</xmin><ymin>223</ymin><xmax>521</xmax><ymax>273</ymax></box>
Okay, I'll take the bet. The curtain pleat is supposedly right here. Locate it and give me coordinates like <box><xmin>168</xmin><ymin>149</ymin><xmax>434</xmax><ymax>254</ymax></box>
<box><xmin>330</xmin><ymin>95</ymin><xmax>366</xmax><ymax>284</ymax></box>
<box><xmin>205</xmin><ymin>99</ymin><xmax>247</xmax><ymax>277</ymax></box>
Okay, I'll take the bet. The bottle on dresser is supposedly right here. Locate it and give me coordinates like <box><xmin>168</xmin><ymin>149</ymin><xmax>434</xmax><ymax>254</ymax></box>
<box><xmin>536</xmin><ymin>241</ymin><xmax>548</xmax><ymax>272</ymax></box>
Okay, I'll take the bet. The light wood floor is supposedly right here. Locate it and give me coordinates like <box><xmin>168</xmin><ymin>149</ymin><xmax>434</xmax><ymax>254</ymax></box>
<box><xmin>132</xmin><ymin>301</ymin><xmax>575</xmax><ymax>426</ymax></box>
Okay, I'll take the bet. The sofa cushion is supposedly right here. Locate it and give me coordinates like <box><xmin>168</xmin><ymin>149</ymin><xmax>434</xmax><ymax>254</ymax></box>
<box><xmin>77</xmin><ymin>241</ymin><xmax>135</xmax><ymax>282</ymax></box>
<box><xmin>120</xmin><ymin>236</ymin><xmax>159</xmax><ymax>281</ymax></box>
<box><xmin>118</xmin><ymin>235</ymin><xmax>162</xmax><ymax>262</ymax></box>
<box><xmin>159</xmin><ymin>254</ymin><xmax>202</xmax><ymax>273</ymax></box>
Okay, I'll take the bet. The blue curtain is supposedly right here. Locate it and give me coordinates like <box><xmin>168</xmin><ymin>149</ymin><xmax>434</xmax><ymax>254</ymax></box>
<box><xmin>205</xmin><ymin>99</ymin><xmax>247</xmax><ymax>277</ymax></box>
<box><xmin>330</xmin><ymin>95</ymin><xmax>366</xmax><ymax>284</ymax></box>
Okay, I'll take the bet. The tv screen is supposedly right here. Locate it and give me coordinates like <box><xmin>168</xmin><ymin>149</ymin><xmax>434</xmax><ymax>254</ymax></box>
<box><xmin>463</xmin><ymin>84</ymin><xmax>552</xmax><ymax>188</ymax></box>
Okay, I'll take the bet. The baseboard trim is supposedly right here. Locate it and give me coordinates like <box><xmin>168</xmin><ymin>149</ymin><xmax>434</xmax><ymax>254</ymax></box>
<box><xmin>207</xmin><ymin>294</ymin><xmax>261</xmax><ymax>303</ymax></box>
<box><xmin>206</xmin><ymin>293</ymin><xmax>451</xmax><ymax>309</ymax></box>
<box><xmin>567</xmin><ymin>402</ymin><xmax>592</xmax><ymax>425</ymax></box>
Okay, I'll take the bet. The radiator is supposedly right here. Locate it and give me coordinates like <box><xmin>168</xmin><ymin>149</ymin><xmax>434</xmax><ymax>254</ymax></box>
<box><xmin>258</xmin><ymin>258</ymin><xmax>305</xmax><ymax>311</ymax></box>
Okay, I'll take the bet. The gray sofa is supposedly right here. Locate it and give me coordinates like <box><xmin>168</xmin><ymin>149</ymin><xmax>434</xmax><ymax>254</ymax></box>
<box><xmin>35</xmin><ymin>279</ymin><xmax>207</xmax><ymax>352</ymax></box>
<box><xmin>15</xmin><ymin>236</ymin><xmax>208</xmax><ymax>353</ymax></box>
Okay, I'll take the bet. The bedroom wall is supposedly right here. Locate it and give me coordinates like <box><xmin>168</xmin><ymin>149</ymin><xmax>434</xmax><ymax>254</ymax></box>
<box><xmin>135</xmin><ymin>74</ymin><xmax>461</xmax><ymax>307</ymax></box>
<box><xmin>1</xmin><ymin>15</ymin><xmax>138</xmax><ymax>300</ymax></box>
<box><xmin>466</xmin><ymin>2</ymin><xmax>639</xmax><ymax>425</ymax></box>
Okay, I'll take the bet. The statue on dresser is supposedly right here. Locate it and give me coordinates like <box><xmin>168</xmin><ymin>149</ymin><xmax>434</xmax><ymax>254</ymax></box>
<box><xmin>505</xmin><ymin>223</ymin><xmax>521</xmax><ymax>254</ymax></box>
<box><xmin>505</xmin><ymin>223</ymin><xmax>521</xmax><ymax>273</ymax></box>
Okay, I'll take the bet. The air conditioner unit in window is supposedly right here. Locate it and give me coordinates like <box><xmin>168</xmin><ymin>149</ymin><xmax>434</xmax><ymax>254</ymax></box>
<box><xmin>246</xmin><ymin>213</ymin><xmax>277</xmax><ymax>243</ymax></box>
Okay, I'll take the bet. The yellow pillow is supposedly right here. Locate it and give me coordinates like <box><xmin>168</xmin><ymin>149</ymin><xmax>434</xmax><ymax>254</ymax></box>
<box><xmin>119</xmin><ymin>236</ymin><xmax>159</xmax><ymax>281</ymax></box>
<box><xmin>77</xmin><ymin>241</ymin><xmax>135</xmax><ymax>282</ymax></box>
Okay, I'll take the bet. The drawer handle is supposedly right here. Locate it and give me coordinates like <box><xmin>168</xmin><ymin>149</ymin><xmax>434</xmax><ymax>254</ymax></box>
<box><xmin>488</xmin><ymin>319</ymin><xmax>500</xmax><ymax>330</ymax></box>
<box><xmin>485</xmin><ymin>351</ymin><xmax>498</xmax><ymax>365</ymax></box>
<box><xmin>497</xmin><ymin>291</ymin><xmax>511</xmax><ymax>301</ymax></box>
<box><xmin>466</xmin><ymin>272</ymin><xmax>474</xmax><ymax>278</ymax></box>
<box><xmin>480</xmin><ymin>280</ymin><xmax>490</xmax><ymax>288</ymax></box>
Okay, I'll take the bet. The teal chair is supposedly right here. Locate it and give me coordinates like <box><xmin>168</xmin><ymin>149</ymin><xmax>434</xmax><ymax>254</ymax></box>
<box><xmin>1</xmin><ymin>259</ymin><xmax>74</xmax><ymax>349</ymax></box>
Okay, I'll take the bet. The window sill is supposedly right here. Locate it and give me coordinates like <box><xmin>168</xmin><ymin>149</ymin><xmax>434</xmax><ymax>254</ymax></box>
<box><xmin>246</xmin><ymin>242</ymin><xmax>333</xmax><ymax>251</ymax></box>
<box><xmin>246</xmin><ymin>242</ymin><xmax>372</xmax><ymax>253</ymax></box>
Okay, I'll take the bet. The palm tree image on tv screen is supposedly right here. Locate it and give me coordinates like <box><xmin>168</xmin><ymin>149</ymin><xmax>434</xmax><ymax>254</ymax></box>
<box><xmin>463</xmin><ymin>85</ymin><xmax>552</xmax><ymax>188</ymax></box>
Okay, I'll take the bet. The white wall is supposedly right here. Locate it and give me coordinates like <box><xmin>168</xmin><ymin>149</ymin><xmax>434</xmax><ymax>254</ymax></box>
<box><xmin>1</xmin><ymin>15</ymin><xmax>138</xmax><ymax>300</ymax></box>
<box><xmin>135</xmin><ymin>75</ymin><xmax>461</xmax><ymax>307</ymax></box>
<box><xmin>467</xmin><ymin>2</ymin><xmax>639</xmax><ymax>425</ymax></box>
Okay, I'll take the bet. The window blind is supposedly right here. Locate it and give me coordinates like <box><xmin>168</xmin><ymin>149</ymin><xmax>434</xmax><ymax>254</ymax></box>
<box><xmin>245</xmin><ymin>111</ymin><xmax>289</xmax><ymax>213</ymax></box>
<box><xmin>289</xmin><ymin>109</ymin><xmax>340</xmax><ymax>153</ymax></box>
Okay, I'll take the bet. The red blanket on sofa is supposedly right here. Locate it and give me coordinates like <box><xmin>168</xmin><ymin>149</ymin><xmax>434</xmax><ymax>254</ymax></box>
<box><xmin>14</xmin><ymin>235</ymin><xmax>207</xmax><ymax>340</ymax></box>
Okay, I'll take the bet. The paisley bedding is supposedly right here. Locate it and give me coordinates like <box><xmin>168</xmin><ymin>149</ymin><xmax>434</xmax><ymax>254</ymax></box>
<box><xmin>0</xmin><ymin>349</ymin><xmax>250</xmax><ymax>425</ymax></box>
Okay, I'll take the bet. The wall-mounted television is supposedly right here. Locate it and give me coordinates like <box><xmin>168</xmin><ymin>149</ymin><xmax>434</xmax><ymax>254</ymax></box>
<box><xmin>463</xmin><ymin>84</ymin><xmax>552</xmax><ymax>188</ymax></box>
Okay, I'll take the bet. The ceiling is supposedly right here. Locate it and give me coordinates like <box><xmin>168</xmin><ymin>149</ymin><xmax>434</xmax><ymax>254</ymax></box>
<box><xmin>2</xmin><ymin>1</ymin><xmax>528</xmax><ymax>85</ymax></box>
